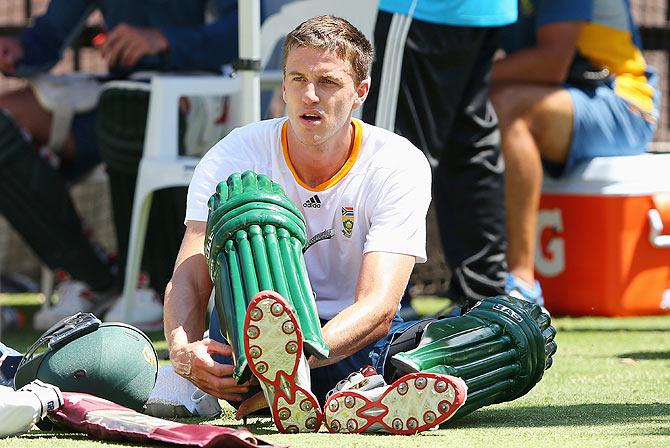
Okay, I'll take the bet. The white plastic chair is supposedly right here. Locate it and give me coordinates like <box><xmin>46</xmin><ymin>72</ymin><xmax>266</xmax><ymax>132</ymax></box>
<box><xmin>117</xmin><ymin>0</ymin><xmax>378</xmax><ymax>321</ymax></box>
<box><xmin>117</xmin><ymin>75</ymin><xmax>242</xmax><ymax>321</ymax></box>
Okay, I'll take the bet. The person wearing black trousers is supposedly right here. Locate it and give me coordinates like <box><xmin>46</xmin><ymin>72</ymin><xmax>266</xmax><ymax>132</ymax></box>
<box><xmin>362</xmin><ymin>0</ymin><xmax>518</xmax><ymax>312</ymax></box>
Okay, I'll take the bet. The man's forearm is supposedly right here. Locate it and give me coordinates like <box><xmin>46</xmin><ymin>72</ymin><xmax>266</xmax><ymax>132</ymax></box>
<box><xmin>493</xmin><ymin>46</ymin><xmax>570</xmax><ymax>85</ymax></box>
<box><xmin>164</xmin><ymin>282</ymin><xmax>208</xmax><ymax>354</ymax></box>
<box><xmin>163</xmin><ymin>261</ymin><xmax>212</xmax><ymax>355</ymax></box>
<box><xmin>310</xmin><ymin>297</ymin><xmax>396</xmax><ymax>368</ymax></box>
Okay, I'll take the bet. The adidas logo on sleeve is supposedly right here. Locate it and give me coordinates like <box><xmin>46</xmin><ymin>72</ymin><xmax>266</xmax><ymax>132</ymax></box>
<box><xmin>303</xmin><ymin>195</ymin><xmax>322</xmax><ymax>208</ymax></box>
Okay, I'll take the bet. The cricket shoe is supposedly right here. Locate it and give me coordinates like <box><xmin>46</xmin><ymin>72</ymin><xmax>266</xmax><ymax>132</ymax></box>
<box><xmin>33</xmin><ymin>272</ymin><xmax>113</xmax><ymax>331</ymax></box>
<box><xmin>144</xmin><ymin>365</ymin><xmax>221</xmax><ymax>418</ymax></box>
<box><xmin>243</xmin><ymin>291</ymin><xmax>322</xmax><ymax>433</ymax></box>
<box><xmin>104</xmin><ymin>287</ymin><xmax>163</xmax><ymax>332</ymax></box>
<box><xmin>324</xmin><ymin>366</ymin><xmax>467</xmax><ymax>435</ymax></box>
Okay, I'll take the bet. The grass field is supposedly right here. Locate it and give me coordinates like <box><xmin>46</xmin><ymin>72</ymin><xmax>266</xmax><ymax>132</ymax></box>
<box><xmin>1</xmin><ymin>295</ymin><xmax>669</xmax><ymax>447</ymax></box>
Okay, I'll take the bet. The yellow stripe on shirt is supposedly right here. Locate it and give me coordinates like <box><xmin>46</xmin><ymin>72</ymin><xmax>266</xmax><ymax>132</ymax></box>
<box><xmin>577</xmin><ymin>22</ymin><xmax>655</xmax><ymax>112</ymax></box>
<box><xmin>281</xmin><ymin>118</ymin><xmax>363</xmax><ymax>192</ymax></box>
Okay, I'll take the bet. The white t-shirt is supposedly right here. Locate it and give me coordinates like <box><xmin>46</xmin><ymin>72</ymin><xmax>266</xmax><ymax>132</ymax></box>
<box><xmin>186</xmin><ymin>117</ymin><xmax>431</xmax><ymax>320</ymax></box>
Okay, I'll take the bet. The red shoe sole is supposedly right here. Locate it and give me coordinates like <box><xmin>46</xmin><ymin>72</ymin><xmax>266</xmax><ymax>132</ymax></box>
<box><xmin>324</xmin><ymin>371</ymin><xmax>467</xmax><ymax>435</ymax></box>
<box><xmin>243</xmin><ymin>290</ymin><xmax>322</xmax><ymax>433</ymax></box>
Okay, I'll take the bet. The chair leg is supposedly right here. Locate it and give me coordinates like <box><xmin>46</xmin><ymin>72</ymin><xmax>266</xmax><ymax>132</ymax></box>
<box><xmin>119</xmin><ymin>189</ymin><xmax>154</xmax><ymax>322</ymax></box>
<box><xmin>41</xmin><ymin>266</ymin><xmax>55</xmax><ymax>306</ymax></box>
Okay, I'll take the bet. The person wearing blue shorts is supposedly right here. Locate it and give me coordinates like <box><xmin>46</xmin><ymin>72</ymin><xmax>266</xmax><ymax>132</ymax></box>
<box><xmin>490</xmin><ymin>0</ymin><xmax>659</xmax><ymax>306</ymax></box>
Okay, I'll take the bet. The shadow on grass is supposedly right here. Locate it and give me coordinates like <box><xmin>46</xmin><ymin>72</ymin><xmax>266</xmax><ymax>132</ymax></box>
<box><xmin>449</xmin><ymin>402</ymin><xmax>670</xmax><ymax>429</ymax></box>
<box><xmin>618</xmin><ymin>350</ymin><xmax>670</xmax><ymax>360</ymax></box>
<box><xmin>19</xmin><ymin>432</ymin><xmax>91</xmax><ymax>441</ymax></box>
<box><xmin>204</xmin><ymin>417</ymin><xmax>277</xmax><ymax>435</ymax></box>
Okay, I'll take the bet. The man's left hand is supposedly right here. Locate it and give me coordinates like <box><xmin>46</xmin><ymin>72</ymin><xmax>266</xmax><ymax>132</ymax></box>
<box><xmin>101</xmin><ymin>23</ymin><xmax>168</xmax><ymax>68</ymax></box>
<box><xmin>235</xmin><ymin>390</ymin><xmax>268</xmax><ymax>419</ymax></box>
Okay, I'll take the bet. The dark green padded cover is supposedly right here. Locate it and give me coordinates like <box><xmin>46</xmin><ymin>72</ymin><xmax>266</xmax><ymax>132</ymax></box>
<box><xmin>96</xmin><ymin>83</ymin><xmax>188</xmax><ymax>294</ymax></box>
<box><xmin>392</xmin><ymin>295</ymin><xmax>557</xmax><ymax>418</ymax></box>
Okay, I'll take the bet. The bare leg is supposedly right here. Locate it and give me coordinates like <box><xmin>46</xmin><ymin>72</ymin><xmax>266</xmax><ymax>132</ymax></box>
<box><xmin>0</xmin><ymin>86</ymin><xmax>76</xmax><ymax>159</ymax></box>
<box><xmin>0</xmin><ymin>86</ymin><xmax>113</xmax><ymax>293</ymax></box>
<box><xmin>502</xmin><ymin>116</ymin><xmax>543</xmax><ymax>284</ymax></box>
<box><xmin>491</xmin><ymin>83</ymin><xmax>573</xmax><ymax>285</ymax></box>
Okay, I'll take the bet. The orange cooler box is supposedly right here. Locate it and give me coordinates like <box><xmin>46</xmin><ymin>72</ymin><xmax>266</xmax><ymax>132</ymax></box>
<box><xmin>536</xmin><ymin>154</ymin><xmax>670</xmax><ymax>316</ymax></box>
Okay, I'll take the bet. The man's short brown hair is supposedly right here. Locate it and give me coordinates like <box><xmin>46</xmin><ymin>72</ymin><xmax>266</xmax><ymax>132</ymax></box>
<box><xmin>283</xmin><ymin>15</ymin><xmax>373</xmax><ymax>86</ymax></box>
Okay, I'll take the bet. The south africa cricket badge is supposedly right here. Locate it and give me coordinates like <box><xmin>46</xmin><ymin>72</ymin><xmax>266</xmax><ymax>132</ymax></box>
<box><xmin>341</xmin><ymin>206</ymin><xmax>354</xmax><ymax>238</ymax></box>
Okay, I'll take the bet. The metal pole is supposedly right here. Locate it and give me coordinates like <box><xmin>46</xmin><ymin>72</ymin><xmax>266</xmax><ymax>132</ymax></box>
<box><xmin>24</xmin><ymin>0</ymin><xmax>32</xmax><ymax>21</ymax></box>
<box><xmin>238</xmin><ymin>0</ymin><xmax>261</xmax><ymax>124</ymax></box>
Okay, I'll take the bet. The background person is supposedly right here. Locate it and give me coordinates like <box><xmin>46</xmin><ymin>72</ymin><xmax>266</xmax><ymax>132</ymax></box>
<box><xmin>0</xmin><ymin>0</ymin><xmax>240</xmax><ymax>331</ymax></box>
<box><xmin>362</xmin><ymin>0</ymin><xmax>518</xmax><ymax>315</ymax></box>
<box><xmin>490</xmin><ymin>0</ymin><xmax>660</xmax><ymax>305</ymax></box>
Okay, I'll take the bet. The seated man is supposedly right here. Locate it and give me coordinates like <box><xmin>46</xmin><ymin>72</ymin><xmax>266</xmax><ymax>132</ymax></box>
<box><xmin>0</xmin><ymin>0</ymin><xmax>239</xmax><ymax>331</ymax></box>
<box><xmin>490</xmin><ymin>0</ymin><xmax>659</xmax><ymax>305</ymax></box>
<box><xmin>164</xmin><ymin>15</ymin><xmax>556</xmax><ymax>435</ymax></box>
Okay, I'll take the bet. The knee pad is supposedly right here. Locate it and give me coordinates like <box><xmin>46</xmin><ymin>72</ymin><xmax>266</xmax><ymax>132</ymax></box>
<box><xmin>96</xmin><ymin>82</ymin><xmax>151</xmax><ymax>174</ymax></box>
<box><xmin>206</xmin><ymin>171</ymin><xmax>329</xmax><ymax>382</ymax></box>
<box><xmin>31</xmin><ymin>73</ymin><xmax>102</xmax><ymax>152</ymax></box>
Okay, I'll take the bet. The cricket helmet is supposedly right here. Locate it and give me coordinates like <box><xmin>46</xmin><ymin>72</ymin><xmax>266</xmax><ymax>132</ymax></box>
<box><xmin>14</xmin><ymin>312</ymin><xmax>158</xmax><ymax>411</ymax></box>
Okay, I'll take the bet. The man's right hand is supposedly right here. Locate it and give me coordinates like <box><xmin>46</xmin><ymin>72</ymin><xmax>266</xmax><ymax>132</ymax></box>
<box><xmin>169</xmin><ymin>338</ymin><xmax>251</xmax><ymax>402</ymax></box>
<box><xmin>0</xmin><ymin>37</ymin><xmax>23</xmax><ymax>74</ymax></box>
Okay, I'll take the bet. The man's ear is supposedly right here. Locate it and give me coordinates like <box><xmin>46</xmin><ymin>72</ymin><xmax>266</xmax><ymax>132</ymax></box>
<box><xmin>282</xmin><ymin>78</ymin><xmax>287</xmax><ymax>103</ymax></box>
<box><xmin>352</xmin><ymin>77</ymin><xmax>370</xmax><ymax>110</ymax></box>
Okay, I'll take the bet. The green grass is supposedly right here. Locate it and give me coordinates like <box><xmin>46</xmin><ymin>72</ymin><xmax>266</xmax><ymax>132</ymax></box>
<box><xmin>1</xmin><ymin>295</ymin><xmax>669</xmax><ymax>447</ymax></box>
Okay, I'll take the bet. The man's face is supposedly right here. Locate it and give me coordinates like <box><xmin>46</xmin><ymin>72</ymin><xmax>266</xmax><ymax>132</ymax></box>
<box><xmin>283</xmin><ymin>46</ymin><xmax>368</xmax><ymax>148</ymax></box>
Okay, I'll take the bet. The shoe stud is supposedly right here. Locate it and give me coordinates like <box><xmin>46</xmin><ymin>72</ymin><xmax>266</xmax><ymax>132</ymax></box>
<box><xmin>434</xmin><ymin>380</ymin><xmax>447</xmax><ymax>392</ymax></box>
<box><xmin>330</xmin><ymin>419</ymin><xmax>341</xmax><ymax>432</ymax></box>
<box><xmin>424</xmin><ymin>410</ymin><xmax>436</xmax><ymax>423</ymax></box>
<box><xmin>249</xmin><ymin>306</ymin><xmax>263</xmax><ymax>320</ymax></box>
<box><xmin>392</xmin><ymin>418</ymin><xmax>403</xmax><ymax>430</ymax></box>
<box><xmin>285</xmin><ymin>341</ymin><xmax>298</xmax><ymax>354</ymax></box>
<box><xmin>271</xmin><ymin>302</ymin><xmax>284</xmax><ymax>316</ymax></box>
<box><xmin>282</xmin><ymin>320</ymin><xmax>295</xmax><ymax>334</ymax></box>
<box><xmin>278</xmin><ymin>408</ymin><xmax>291</xmax><ymax>420</ymax></box>
<box><xmin>329</xmin><ymin>400</ymin><xmax>339</xmax><ymax>412</ymax></box>
<box><xmin>249</xmin><ymin>307</ymin><xmax>262</xmax><ymax>321</ymax></box>
<box><xmin>415</xmin><ymin>376</ymin><xmax>427</xmax><ymax>389</ymax></box>
<box><xmin>407</xmin><ymin>417</ymin><xmax>418</xmax><ymax>430</ymax></box>
<box><xmin>397</xmin><ymin>382</ymin><xmax>408</xmax><ymax>395</ymax></box>
<box><xmin>246</xmin><ymin>325</ymin><xmax>259</xmax><ymax>339</ymax></box>
<box><xmin>249</xmin><ymin>346</ymin><xmax>262</xmax><ymax>358</ymax></box>
<box><xmin>344</xmin><ymin>395</ymin><xmax>355</xmax><ymax>408</ymax></box>
<box><xmin>300</xmin><ymin>399</ymin><xmax>313</xmax><ymax>411</ymax></box>
<box><xmin>255</xmin><ymin>361</ymin><xmax>268</xmax><ymax>373</ymax></box>
<box><xmin>347</xmin><ymin>419</ymin><xmax>358</xmax><ymax>432</ymax></box>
